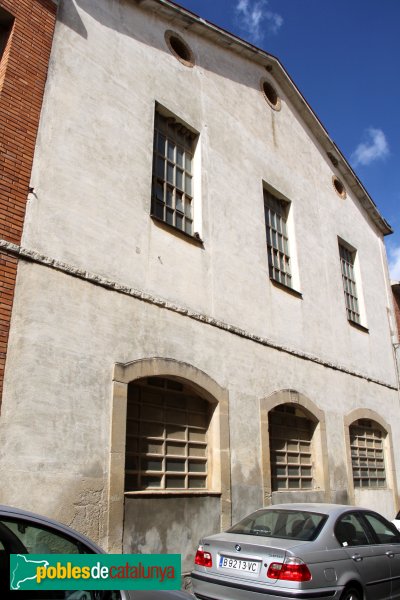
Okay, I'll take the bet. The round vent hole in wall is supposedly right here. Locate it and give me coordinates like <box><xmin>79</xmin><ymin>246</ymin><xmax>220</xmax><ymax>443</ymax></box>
<box><xmin>261</xmin><ymin>79</ymin><xmax>281</xmax><ymax>111</ymax></box>
<box><xmin>165</xmin><ymin>31</ymin><xmax>194</xmax><ymax>67</ymax></box>
<box><xmin>332</xmin><ymin>176</ymin><xmax>347</xmax><ymax>199</ymax></box>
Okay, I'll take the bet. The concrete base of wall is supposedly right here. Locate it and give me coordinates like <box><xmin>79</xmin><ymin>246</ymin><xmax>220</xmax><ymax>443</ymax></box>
<box><xmin>123</xmin><ymin>495</ymin><xmax>221</xmax><ymax>574</ymax></box>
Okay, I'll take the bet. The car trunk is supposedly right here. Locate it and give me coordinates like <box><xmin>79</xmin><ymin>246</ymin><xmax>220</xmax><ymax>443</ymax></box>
<box><xmin>199</xmin><ymin>533</ymin><xmax>299</xmax><ymax>584</ymax></box>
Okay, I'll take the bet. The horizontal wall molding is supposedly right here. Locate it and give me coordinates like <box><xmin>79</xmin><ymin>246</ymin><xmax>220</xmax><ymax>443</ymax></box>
<box><xmin>2</xmin><ymin>238</ymin><xmax>397</xmax><ymax>391</ymax></box>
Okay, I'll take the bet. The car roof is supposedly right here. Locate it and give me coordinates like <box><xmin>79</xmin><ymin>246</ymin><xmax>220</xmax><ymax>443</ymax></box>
<box><xmin>253</xmin><ymin>503</ymin><xmax>369</xmax><ymax>517</ymax></box>
<box><xmin>0</xmin><ymin>504</ymin><xmax>104</xmax><ymax>553</ymax></box>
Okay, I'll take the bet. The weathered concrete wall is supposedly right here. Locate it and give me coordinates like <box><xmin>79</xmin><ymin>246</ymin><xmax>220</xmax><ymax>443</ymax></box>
<box><xmin>393</xmin><ymin>285</ymin><xmax>400</xmax><ymax>381</ymax></box>
<box><xmin>0</xmin><ymin>0</ymin><xmax>398</xmax><ymax>568</ymax></box>
<box><xmin>1</xmin><ymin>261</ymin><xmax>398</xmax><ymax>546</ymax></box>
<box><xmin>23</xmin><ymin>0</ymin><xmax>396</xmax><ymax>385</ymax></box>
<box><xmin>354</xmin><ymin>489</ymin><xmax>394</xmax><ymax>518</ymax></box>
<box><xmin>123</xmin><ymin>496</ymin><xmax>220</xmax><ymax>574</ymax></box>
<box><xmin>392</xmin><ymin>285</ymin><xmax>400</xmax><ymax>341</ymax></box>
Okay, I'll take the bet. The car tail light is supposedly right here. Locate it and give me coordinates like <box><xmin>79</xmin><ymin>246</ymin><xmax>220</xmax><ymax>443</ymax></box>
<box><xmin>267</xmin><ymin>557</ymin><xmax>312</xmax><ymax>582</ymax></box>
<box><xmin>195</xmin><ymin>549</ymin><xmax>212</xmax><ymax>567</ymax></box>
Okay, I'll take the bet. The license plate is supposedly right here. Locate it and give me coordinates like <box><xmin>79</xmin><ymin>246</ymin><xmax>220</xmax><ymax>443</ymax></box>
<box><xmin>219</xmin><ymin>556</ymin><xmax>260</xmax><ymax>573</ymax></box>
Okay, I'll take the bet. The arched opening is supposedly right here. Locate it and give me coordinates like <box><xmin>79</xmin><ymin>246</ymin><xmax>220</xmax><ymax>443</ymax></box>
<box><xmin>260</xmin><ymin>390</ymin><xmax>329</xmax><ymax>504</ymax></box>
<box><xmin>349</xmin><ymin>418</ymin><xmax>387</xmax><ymax>489</ymax></box>
<box><xmin>124</xmin><ymin>376</ymin><xmax>213</xmax><ymax>492</ymax></box>
<box><xmin>107</xmin><ymin>357</ymin><xmax>230</xmax><ymax>578</ymax></box>
<box><xmin>344</xmin><ymin>409</ymin><xmax>398</xmax><ymax>511</ymax></box>
<box><xmin>269</xmin><ymin>404</ymin><xmax>316</xmax><ymax>492</ymax></box>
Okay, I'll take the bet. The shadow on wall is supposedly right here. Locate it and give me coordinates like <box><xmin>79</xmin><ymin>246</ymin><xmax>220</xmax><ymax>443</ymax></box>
<box><xmin>60</xmin><ymin>0</ymin><xmax>273</xmax><ymax>92</ymax></box>
<box><xmin>58</xmin><ymin>0</ymin><xmax>356</xmax><ymax>186</ymax></box>
<box><xmin>58</xmin><ymin>0</ymin><xmax>88</xmax><ymax>39</ymax></box>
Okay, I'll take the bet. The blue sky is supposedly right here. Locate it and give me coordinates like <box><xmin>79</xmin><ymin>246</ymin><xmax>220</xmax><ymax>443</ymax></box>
<box><xmin>175</xmin><ymin>0</ymin><xmax>400</xmax><ymax>279</ymax></box>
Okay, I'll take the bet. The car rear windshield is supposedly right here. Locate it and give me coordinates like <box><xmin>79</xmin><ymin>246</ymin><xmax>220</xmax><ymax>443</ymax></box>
<box><xmin>227</xmin><ymin>509</ymin><xmax>328</xmax><ymax>541</ymax></box>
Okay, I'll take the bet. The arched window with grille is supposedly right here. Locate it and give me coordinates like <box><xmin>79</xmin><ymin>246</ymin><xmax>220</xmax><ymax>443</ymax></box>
<box><xmin>268</xmin><ymin>404</ymin><xmax>316</xmax><ymax>491</ymax></box>
<box><xmin>349</xmin><ymin>419</ymin><xmax>387</xmax><ymax>489</ymax></box>
<box><xmin>124</xmin><ymin>376</ymin><xmax>211</xmax><ymax>491</ymax></box>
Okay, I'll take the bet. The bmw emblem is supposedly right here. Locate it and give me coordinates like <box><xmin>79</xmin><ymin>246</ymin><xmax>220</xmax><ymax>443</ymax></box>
<box><xmin>235</xmin><ymin>544</ymin><xmax>241</xmax><ymax>552</ymax></box>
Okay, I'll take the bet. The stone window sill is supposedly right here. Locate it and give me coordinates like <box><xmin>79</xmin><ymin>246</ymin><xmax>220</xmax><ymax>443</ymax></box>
<box><xmin>349</xmin><ymin>320</ymin><xmax>369</xmax><ymax>334</ymax></box>
<box><xmin>270</xmin><ymin>278</ymin><xmax>303</xmax><ymax>299</ymax></box>
<box><xmin>124</xmin><ymin>490</ymin><xmax>221</xmax><ymax>497</ymax></box>
<box><xmin>151</xmin><ymin>215</ymin><xmax>204</xmax><ymax>247</ymax></box>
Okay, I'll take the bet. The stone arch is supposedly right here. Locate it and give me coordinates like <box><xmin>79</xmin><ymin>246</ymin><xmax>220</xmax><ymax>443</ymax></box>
<box><xmin>344</xmin><ymin>408</ymin><xmax>391</xmax><ymax>433</ymax></box>
<box><xmin>260</xmin><ymin>389</ymin><xmax>329</xmax><ymax>505</ymax></box>
<box><xmin>344</xmin><ymin>408</ymin><xmax>398</xmax><ymax>509</ymax></box>
<box><xmin>107</xmin><ymin>357</ymin><xmax>230</xmax><ymax>553</ymax></box>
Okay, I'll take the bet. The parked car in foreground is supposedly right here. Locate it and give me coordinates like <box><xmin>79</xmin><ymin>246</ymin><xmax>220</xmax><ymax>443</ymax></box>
<box><xmin>0</xmin><ymin>504</ymin><xmax>193</xmax><ymax>599</ymax></box>
<box><xmin>393</xmin><ymin>511</ymin><xmax>400</xmax><ymax>532</ymax></box>
<box><xmin>191</xmin><ymin>502</ymin><xmax>400</xmax><ymax>600</ymax></box>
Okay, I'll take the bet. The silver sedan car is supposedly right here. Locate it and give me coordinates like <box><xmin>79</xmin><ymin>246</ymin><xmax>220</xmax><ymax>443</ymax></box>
<box><xmin>0</xmin><ymin>504</ymin><xmax>193</xmax><ymax>600</ymax></box>
<box><xmin>191</xmin><ymin>503</ymin><xmax>400</xmax><ymax>600</ymax></box>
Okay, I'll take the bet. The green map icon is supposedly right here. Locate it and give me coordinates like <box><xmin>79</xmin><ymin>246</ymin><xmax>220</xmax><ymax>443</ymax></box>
<box><xmin>10</xmin><ymin>554</ymin><xmax>49</xmax><ymax>590</ymax></box>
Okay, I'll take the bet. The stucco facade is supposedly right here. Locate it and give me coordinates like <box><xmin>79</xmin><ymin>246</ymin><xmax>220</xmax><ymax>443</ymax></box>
<box><xmin>0</xmin><ymin>0</ymin><xmax>399</xmax><ymax>578</ymax></box>
<box><xmin>392</xmin><ymin>282</ymin><xmax>400</xmax><ymax>379</ymax></box>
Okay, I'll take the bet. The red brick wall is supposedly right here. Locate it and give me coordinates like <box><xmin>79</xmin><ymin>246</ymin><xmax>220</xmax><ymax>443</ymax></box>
<box><xmin>0</xmin><ymin>0</ymin><xmax>57</xmax><ymax>406</ymax></box>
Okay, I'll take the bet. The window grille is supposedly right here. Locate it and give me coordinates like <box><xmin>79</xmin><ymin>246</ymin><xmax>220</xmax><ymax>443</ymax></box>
<box><xmin>269</xmin><ymin>405</ymin><xmax>314</xmax><ymax>491</ymax></box>
<box><xmin>151</xmin><ymin>110</ymin><xmax>195</xmax><ymax>235</ymax></box>
<box><xmin>264</xmin><ymin>190</ymin><xmax>291</xmax><ymax>287</ymax></box>
<box><xmin>339</xmin><ymin>243</ymin><xmax>360</xmax><ymax>323</ymax></box>
<box><xmin>125</xmin><ymin>377</ymin><xmax>209</xmax><ymax>491</ymax></box>
<box><xmin>350</xmin><ymin>420</ymin><xmax>386</xmax><ymax>488</ymax></box>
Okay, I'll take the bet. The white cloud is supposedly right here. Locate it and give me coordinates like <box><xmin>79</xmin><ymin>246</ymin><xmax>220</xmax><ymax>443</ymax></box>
<box><xmin>388</xmin><ymin>245</ymin><xmax>400</xmax><ymax>281</ymax></box>
<box><xmin>235</xmin><ymin>0</ymin><xmax>283</xmax><ymax>45</ymax></box>
<box><xmin>351</xmin><ymin>127</ymin><xmax>389</xmax><ymax>167</ymax></box>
